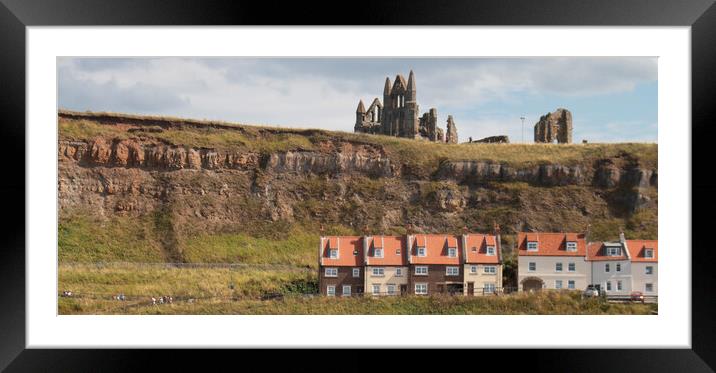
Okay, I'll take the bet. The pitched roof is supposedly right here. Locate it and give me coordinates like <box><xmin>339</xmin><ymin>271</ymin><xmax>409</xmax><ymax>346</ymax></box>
<box><xmin>365</xmin><ymin>235</ymin><xmax>407</xmax><ymax>266</ymax></box>
<box><xmin>320</xmin><ymin>236</ymin><xmax>364</xmax><ymax>266</ymax></box>
<box><xmin>586</xmin><ymin>241</ymin><xmax>628</xmax><ymax>261</ymax></box>
<box><xmin>409</xmin><ymin>234</ymin><xmax>461</xmax><ymax>265</ymax></box>
<box><xmin>464</xmin><ymin>233</ymin><xmax>499</xmax><ymax>264</ymax></box>
<box><xmin>626</xmin><ymin>239</ymin><xmax>658</xmax><ymax>262</ymax></box>
<box><xmin>517</xmin><ymin>232</ymin><xmax>586</xmax><ymax>256</ymax></box>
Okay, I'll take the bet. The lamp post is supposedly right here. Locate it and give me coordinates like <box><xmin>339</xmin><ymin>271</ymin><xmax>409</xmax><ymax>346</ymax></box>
<box><xmin>520</xmin><ymin>116</ymin><xmax>526</xmax><ymax>143</ymax></box>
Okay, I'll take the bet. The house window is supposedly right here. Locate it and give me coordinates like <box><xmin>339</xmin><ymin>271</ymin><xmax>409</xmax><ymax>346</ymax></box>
<box><xmin>329</xmin><ymin>249</ymin><xmax>338</xmax><ymax>259</ymax></box>
<box><xmin>568</xmin><ymin>262</ymin><xmax>575</xmax><ymax>272</ymax></box>
<box><xmin>605</xmin><ymin>263</ymin><xmax>610</xmax><ymax>273</ymax></box>
<box><xmin>372</xmin><ymin>267</ymin><xmax>385</xmax><ymax>277</ymax></box>
<box><xmin>645</xmin><ymin>283</ymin><xmax>654</xmax><ymax>292</ymax></box>
<box><xmin>326</xmin><ymin>286</ymin><xmax>336</xmax><ymax>296</ymax></box>
<box><xmin>484</xmin><ymin>283</ymin><xmax>496</xmax><ymax>294</ymax></box>
<box><xmin>606</xmin><ymin>281</ymin><xmax>612</xmax><ymax>291</ymax></box>
<box><xmin>387</xmin><ymin>284</ymin><xmax>396</xmax><ymax>295</ymax></box>
<box><xmin>325</xmin><ymin>268</ymin><xmax>338</xmax><ymax>277</ymax></box>
<box><xmin>372</xmin><ymin>284</ymin><xmax>381</xmax><ymax>295</ymax></box>
<box><xmin>607</xmin><ymin>247</ymin><xmax>620</xmax><ymax>256</ymax></box>
<box><xmin>342</xmin><ymin>285</ymin><xmax>351</xmax><ymax>297</ymax></box>
<box><xmin>616</xmin><ymin>263</ymin><xmax>622</xmax><ymax>272</ymax></box>
<box><xmin>415</xmin><ymin>283</ymin><xmax>428</xmax><ymax>295</ymax></box>
<box><xmin>528</xmin><ymin>262</ymin><xmax>536</xmax><ymax>271</ymax></box>
<box><xmin>484</xmin><ymin>266</ymin><xmax>496</xmax><ymax>274</ymax></box>
<box><xmin>644</xmin><ymin>249</ymin><xmax>654</xmax><ymax>258</ymax></box>
<box><xmin>555</xmin><ymin>262</ymin><xmax>563</xmax><ymax>272</ymax></box>
<box><xmin>527</xmin><ymin>242</ymin><xmax>538</xmax><ymax>251</ymax></box>
<box><xmin>374</xmin><ymin>248</ymin><xmax>384</xmax><ymax>258</ymax></box>
<box><xmin>471</xmin><ymin>247</ymin><xmax>477</xmax><ymax>252</ymax></box>
<box><xmin>448</xmin><ymin>248</ymin><xmax>457</xmax><ymax>257</ymax></box>
<box><xmin>352</xmin><ymin>268</ymin><xmax>360</xmax><ymax>277</ymax></box>
<box><xmin>396</xmin><ymin>249</ymin><xmax>401</xmax><ymax>255</ymax></box>
<box><xmin>446</xmin><ymin>266</ymin><xmax>459</xmax><ymax>276</ymax></box>
<box><xmin>470</xmin><ymin>265</ymin><xmax>477</xmax><ymax>274</ymax></box>
<box><xmin>396</xmin><ymin>268</ymin><xmax>403</xmax><ymax>277</ymax></box>
<box><xmin>568</xmin><ymin>280</ymin><xmax>575</xmax><ymax>289</ymax></box>
<box><xmin>417</xmin><ymin>247</ymin><xmax>426</xmax><ymax>257</ymax></box>
<box><xmin>415</xmin><ymin>266</ymin><xmax>428</xmax><ymax>275</ymax></box>
<box><xmin>645</xmin><ymin>266</ymin><xmax>653</xmax><ymax>275</ymax></box>
<box><xmin>566</xmin><ymin>241</ymin><xmax>577</xmax><ymax>251</ymax></box>
<box><xmin>555</xmin><ymin>280</ymin><xmax>563</xmax><ymax>289</ymax></box>
<box><xmin>487</xmin><ymin>246</ymin><xmax>496</xmax><ymax>256</ymax></box>
<box><xmin>617</xmin><ymin>281</ymin><xmax>623</xmax><ymax>291</ymax></box>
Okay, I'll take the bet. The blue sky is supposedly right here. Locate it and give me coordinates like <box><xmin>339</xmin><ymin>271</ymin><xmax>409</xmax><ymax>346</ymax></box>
<box><xmin>58</xmin><ymin>57</ymin><xmax>657</xmax><ymax>143</ymax></box>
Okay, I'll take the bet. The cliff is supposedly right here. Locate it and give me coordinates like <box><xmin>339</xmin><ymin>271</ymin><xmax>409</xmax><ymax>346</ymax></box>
<box><xmin>58</xmin><ymin>110</ymin><xmax>658</xmax><ymax>264</ymax></box>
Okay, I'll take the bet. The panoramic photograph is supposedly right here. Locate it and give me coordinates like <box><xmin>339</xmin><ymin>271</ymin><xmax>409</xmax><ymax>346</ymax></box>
<box><xmin>57</xmin><ymin>57</ymin><xmax>658</xmax><ymax>315</ymax></box>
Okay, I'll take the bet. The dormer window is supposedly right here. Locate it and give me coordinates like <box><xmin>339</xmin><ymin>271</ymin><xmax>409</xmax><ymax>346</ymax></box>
<box><xmin>329</xmin><ymin>249</ymin><xmax>338</xmax><ymax>259</ymax></box>
<box><xmin>374</xmin><ymin>248</ymin><xmax>383</xmax><ymax>258</ymax></box>
<box><xmin>644</xmin><ymin>248</ymin><xmax>654</xmax><ymax>258</ymax></box>
<box><xmin>417</xmin><ymin>247</ymin><xmax>426</xmax><ymax>257</ymax></box>
<box><xmin>607</xmin><ymin>246</ymin><xmax>620</xmax><ymax>256</ymax></box>
<box><xmin>448</xmin><ymin>247</ymin><xmax>457</xmax><ymax>257</ymax></box>
<box><xmin>487</xmin><ymin>246</ymin><xmax>496</xmax><ymax>256</ymax></box>
<box><xmin>566</xmin><ymin>242</ymin><xmax>577</xmax><ymax>251</ymax></box>
<box><xmin>527</xmin><ymin>242</ymin><xmax>538</xmax><ymax>251</ymax></box>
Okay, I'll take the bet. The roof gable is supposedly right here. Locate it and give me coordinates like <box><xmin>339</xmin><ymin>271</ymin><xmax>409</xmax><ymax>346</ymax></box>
<box><xmin>517</xmin><ymin>232</ymin><xmax>586</xmax><ymax>256</ymax></box>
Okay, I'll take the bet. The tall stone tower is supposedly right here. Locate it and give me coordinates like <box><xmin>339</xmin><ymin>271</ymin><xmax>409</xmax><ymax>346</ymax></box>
<box><xmin>354</xmin><ymin>100</ymin><xmax>366</xmax><ymax>132</ymax></box>
<box><xmin>534</xmin><ymin>108</ymin><xmax>573</xmax><ymax>144</ymax></box>
<box><xmin>445</xmin><ymin>115</ymin><xmax>458</xmax><ymax>144</ymax></box>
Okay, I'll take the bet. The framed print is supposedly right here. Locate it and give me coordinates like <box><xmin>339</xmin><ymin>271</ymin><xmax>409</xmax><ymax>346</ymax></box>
<box><xmin>2</xmin><ymin>0</ymin><xmax>715</xmax><ymax>371</ymax></box>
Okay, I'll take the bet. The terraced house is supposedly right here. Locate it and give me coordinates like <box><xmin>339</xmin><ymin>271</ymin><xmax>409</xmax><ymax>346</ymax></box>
<box><xmin>407</xmin><ymin>234</ymin><xmax>465</xmax><ymax>295</ymax></box>
<box><xmin>318</xmin><ymin>236</ymin><xmax>364</xmax><ymax>296</ymax></box>
<box><xmin>517</xmin><ymin>232</ymin><xmax>589</xmax><ymax>292</ymax></box>
<box><xmin>363</xmin><ymin>235</ymin><xmax>409</xmax><ymax>296</ymax></box>
<box><xmin>462</xmin><ymin>232</ymin><xmax>502</xmax><ymax>295</ymax></box>
<box><xmin>587</xmin><ymin>233</ymin><xmax>658</xmax><ymax>297</ymax></box>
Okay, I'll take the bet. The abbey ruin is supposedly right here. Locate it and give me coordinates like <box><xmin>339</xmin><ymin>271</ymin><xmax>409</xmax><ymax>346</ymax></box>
<box><xmin>354</xmin><ymin>70</ymin><xmax>458</xmax><ymax>144</ymax></box>
<box><xmin>534</xmin><ymin>108</ymin><xmax>573</xmax><ymax>144</ymax></box>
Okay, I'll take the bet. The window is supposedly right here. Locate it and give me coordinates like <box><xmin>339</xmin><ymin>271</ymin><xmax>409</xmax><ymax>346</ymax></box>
<box><xmin>396</xmin><ymin>268</ymin><xmax>403</xmax><ymax>277</ymax></box>
<box><xmin>325</xmin><ymin>268</ymin><xmax>337</xmax><ymax>277</ymax></box>
<box><xmin>645</xmin><ymin>249</ymin><xmax>654</xmax><ymax>258</ymax></box>
<box><xmin>395</xmin><ymin>249</ymin><xmax>401</xmax><ymax>255</ymax></box>
<box><xmin>415</xmin><ymin>266</ymin><xmax>428</xmax><ymax>275</ymax></box>
<box><xmin>387</xmin><ymin>284</ymin><xmax>396</xmax><ymax>295</ymax></box>
<box><xmin>415</xmin><ymin>283</ymin><xmax>428</xmax><ymax>295</ymax></box>
<box><xmin>527</xmin><ymin>242</ymin><xmax>538</xmax><ymax>251</ymax></box>
<box><xmin>446</xmin><ymin>266</ymin><xmax>459</xmax><ymax>276</ymax></box>
<box><xmin>470</xmin><ymin>265</ymin><xmax>478</xmax><ymax>274</ymax></box>
<box><xmin>372</xmin><ymin>267</ymin><xmax>385</xmax><ymax>277</ymax></box>
<box><xmin>568</xmin><ymin>280</ymin><xmax>575</xmax><ymax>289</ymax></box>
<box><xmin>528</xmin><ymin>262</ymin><xmax>536</xmax><ymax>272</ymax></box>
<box><xmin>555</xmin><ymin>280</ymin><xmax>563</xmax><ymax>289</ymax></box>
<box><xmin>607</xmin><ymin>247</ymin><xmax>620</xmax><ymax>256</ymax></box>
<box><xmin>645</xmin><ymin>283</ymin><xmax>654</xmax><ymax>292</ymax></box>
<box><xmin>352</xmin><ymin>268</ymin><xmax>360</xmax><ymax>277</ymax></box>
<box><xmin>372</xmin><ymin>284</ymin><xmax>381</xmax><ymax>295</ymax></box>
<box><xmin>616</xmin><ymin>263</ymin><xmax>621</xmax><ymax>272</ymax></box>
<box><xmin>342</xmin><ymin>285</ymin><xmax>351</xmax><ymax>297</ymax></box>
<box><xmin>471</xmin><ymin>247</ymin><xmax>477</xmax><ymax>252</ymax></box>
<box><xmin>617</xmin><ymin>281</ymin><xmax>623</xmax><ymax>291</ymax></box>
<box><xmin>484</xmin><ymin>283</ymin><xmax>496</xmax><ymax>294</ymax></box>
<box><xmin>605</xmin><ymin>263</ymin><xmax>610</xmax><ymax>273</ymax></box>
<box><xmin>566</xmin><ymin>241</ymin><xmax>577</xmax><ymax>251</ymax></box>
<box><xmin>555</xmin><ymin>262</ymin><xmax>563</xmax><ymax>272</ymax></box>
<box><xmin>374</xmin><ymin>248</ymin><xmax>383</xmax><ymax>258</ymax></box>
<box><xmin>484</xmin><ymin>266</ymin><xmax>496</xmax><ymax>274</ymax></box>
<box><xmin>326</xmin><ymin>286</ymin><xmax>336</xmax><ymax>296</ymax></box>
<box><xmin>568</xmin><ymin>262</ymin><xmax>575</xmax><ymax>272</ymax></box>
<box><xmin>645</xmin><ymin>266</ymin><xmax>653</xmax><ymax>275</ymax></box>
<box><xmin>606</xmin><ymin>281</ymin><xmax>612</xmax><ymax>291</ymax></box>
<box><xmin>417</xmin><ymin>247</ymin><xmax>426</xmax><ymax>257</ymax></box>
<box><xmin>448</xmin><ymin>247</ymin><xmax>457</xmax><ymax>257</ymax></box>
<box><xmin>329</xmin><ymin>249</ymin><xmax>338</xmax><ymax>259</ymax></box>
<box><xmin>487</xmin><ymin>246</ymin><xmax>496</xmax><ymax>256</ymax></box>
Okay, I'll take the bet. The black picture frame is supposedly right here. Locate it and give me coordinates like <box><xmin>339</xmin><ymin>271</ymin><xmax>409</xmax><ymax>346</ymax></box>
<box><xmin>1</xmin><ymin>0</ymin><xmax>714</xmax><ymax>371</ymax></box>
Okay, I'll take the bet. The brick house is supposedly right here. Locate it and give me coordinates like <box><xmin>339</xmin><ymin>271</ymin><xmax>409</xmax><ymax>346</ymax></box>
<box><xmin>517</xmin><ymin>232</ymin><xmax>589</xmax><ymax>292</ymax></box>
<box><xmin>363</xmin><ymin>235</ymin><xmax>409</xmax><ymax>296</ymax></box>
<box><xmin>318</xmin><ymin>235</ymin><xmax>365</xmax><ymax>297</ymax></box>
<box><xmin>462</xmin><ymin>233</ymin><xmax>502</xmax><ymax>295</ymax></box>
<box><xmin>407</xmin><ymin>234</ymin><xmax>464</xmax><ymax>295</ymax></box>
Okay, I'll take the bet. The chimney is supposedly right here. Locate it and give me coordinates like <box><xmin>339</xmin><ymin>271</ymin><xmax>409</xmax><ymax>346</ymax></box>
<box><xmin>494</xmin><ymin>222</ymin><xmax>502</xmax><ymax>262</ymax></box>
<box><xmin>619</xmin><ymin>228</ymin><xmax>631</xmax><ymax>259</ymax></box>
<box><xmin>318</xmin><ymin>225</ymin><xmax>325</xmax><ymax>267</ymax></box>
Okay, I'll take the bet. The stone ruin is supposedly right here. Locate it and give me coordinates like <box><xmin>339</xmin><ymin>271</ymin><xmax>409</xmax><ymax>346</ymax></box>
<box><xmin>534</xmin><ymin>108</ymin><xmax>573</xmax><ymax>144</ymax></box>
<box><xmin>469</xmin><ymin>135</ymin><xmax>510</xmax><ymax>144</ymax></box>
<box><xmin>354</xmin><ymin>70</ymin><xmax>457</xmax><ymax>144</ymax></box>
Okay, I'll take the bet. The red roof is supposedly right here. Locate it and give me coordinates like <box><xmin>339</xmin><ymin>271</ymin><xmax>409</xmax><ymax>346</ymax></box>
<box><xmin>586</xmin><ymin>241</ymin><xmax>628</xmax><ymax>261</ymax></box>
<box><xmin>366</xmin><ymin>235</ymin><xmax>407</xmax><ymax>266</ymax></box>
<box><xmin>409</xmin><ymin>234</ymin><xmax>462</xmax><ymax>265</ymax></box>
<box><xmin>517</xmin><ymin>232</ymin><xmax>586</xmax><ymax>256</ymax></box>
<box><xmin>320</xmin><ymin>236</ymin><xmax>364</xmax><ymax>266</ymax></box>
<box><xmin>464</xmin><ymin>234</ymin><xmax>500</xmax><ymax>264</ymax></box>
<box><xmin>626</xmin><ymin>240</ymin><xmax>658</xmax><ymax>262</ymax></box>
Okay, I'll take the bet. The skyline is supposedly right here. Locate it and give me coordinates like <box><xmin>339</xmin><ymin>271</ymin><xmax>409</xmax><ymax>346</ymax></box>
<box><xmin>58</xmin><ymin>57</ymin><xmax>657</xmax><ymax>143</ymax></box>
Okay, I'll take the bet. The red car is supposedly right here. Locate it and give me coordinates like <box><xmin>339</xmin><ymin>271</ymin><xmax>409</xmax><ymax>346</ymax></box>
<box><xmin>630</xmin><ymin>291</ymin><xmax>645</xmax><ymax>303</ymax></box>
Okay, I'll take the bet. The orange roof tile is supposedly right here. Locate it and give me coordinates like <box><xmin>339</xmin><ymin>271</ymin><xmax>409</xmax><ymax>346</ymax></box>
<box><xmin>586</xmin><ymin>241</ymin><xmax>628</xmax><ymax>261</ymax></box>
<box><xmin>366</xmin><ymin>235</ymin><xmax>407</xmax><ymax>266</ymax></box>
<box><xmin>517</xmin><ymin>232</ymin><xmax>586</xmax><ymax>256</ymax></box>
<box><xmin>626</xmin><ymin>240</ymin><xmax>658</xmax><ymax>262</ymax></box>
<box><xmin>464</xmin><ymin>233</ymin><xmax>499</xmax><ymax>264</ymax></box>
<box><xmin>409</xmin><ymin>234</ymin><xmax>462</xmax><ymax>265</ymax></box>
<box><xmin>320</xmin><ymin>236</ymin><xmax>364</xmax><ymax>266</ymax></box>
